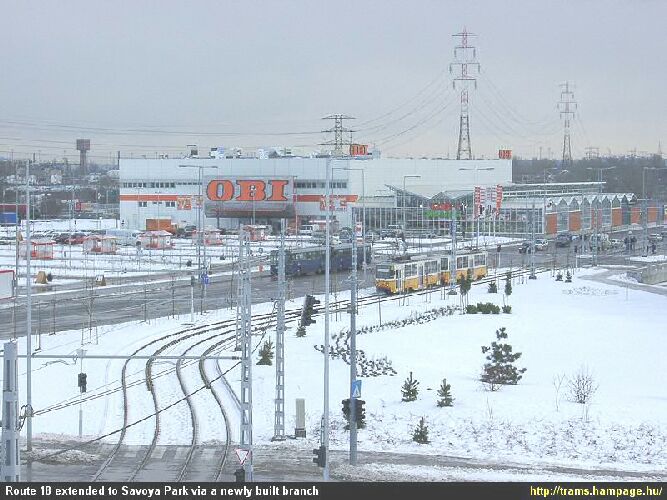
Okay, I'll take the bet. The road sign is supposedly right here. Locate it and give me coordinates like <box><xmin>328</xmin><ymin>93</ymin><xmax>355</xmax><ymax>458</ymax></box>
<box><xmin>351</xmin><ymin>380</ymin><xmax>362</xmax><ymax>399</ymax></box>
<box><xmin>235</xmin><ymin>448</ymin><xmax>250</xmax><ymax>465</ymax></box>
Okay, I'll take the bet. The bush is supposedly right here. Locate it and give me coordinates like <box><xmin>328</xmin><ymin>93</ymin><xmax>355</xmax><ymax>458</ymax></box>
<box><xmin>567</xmin><ymin>366</ymin><xmax>598</xmax><ymax>404</ymax></box>
<box><xmin>46</xmin><ymin>272</ymin><xmax>53</xmax><ymax>282</ymax></box>
<box><xmin>488</xmin><ymin>282</ymin><xmax>498</xmax><ymax>293</ymax></box>
<box><xmin>480</xmin><ymin>327</ymin><xmax>527</xmax><ymax>390</ymax></box>
<box><xmin>256</xmin><ymin>339</ymin><xmax>274</xmax><ymax>365</ymax></box>
<box><xmin>295</xmin><ymin>326</ymin><xmax>306</xmax><ymax>337</ymax></box>
<box><xmin>401</xmin><ymin>371</ymin><xmax>419</xmax><ymax>402</ymax></box>
<box><xmin>556</xmin><ymin>272</ymin><xmax>563</xmax><ymax>281</ymax></box>
<box><xmin>502</xmin><ymin>305</ymin><xmax>512</xmax><ymax>314</ymax></box>
<box><xmin>475</xmin><ymin>302</ymin><xmax>500</xmax><ymax>314</ymax></box>
<box><xmin>465</xmin><ymin>304</ymin><xmax>478</xmax><ymax>314</ymax></box>
<box><xmin>412</xmin><ymin>417</ymin><xmax>430</xmax><ymax>444</ymax></box>
<box><xmin>565</xmin><ymin>271</ymin><xmax>572</xmax><ymax>283</ymax></box>
<box><xmin>504</xmin><ymin>271</ymin><xmax>513</xmax><ymax>296</ymax></box>
<box><xmin>436</xmin><ymin>378</ymin><xmax>454</xmax><ymax>407</ymax></box>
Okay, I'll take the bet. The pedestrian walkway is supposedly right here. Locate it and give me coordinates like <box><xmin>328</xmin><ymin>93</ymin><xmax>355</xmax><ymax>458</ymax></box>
<box><xmin>580</xmin><ymin>268</ymin><xmax>667</xmax><ymax>297</ymax></box>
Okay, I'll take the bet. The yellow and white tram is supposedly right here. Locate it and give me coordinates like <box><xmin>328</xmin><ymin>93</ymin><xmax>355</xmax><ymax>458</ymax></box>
<box><xmin>375</xmin><ymin>251</ymin><xmax>487</xmax><ymax>294</ymax></box>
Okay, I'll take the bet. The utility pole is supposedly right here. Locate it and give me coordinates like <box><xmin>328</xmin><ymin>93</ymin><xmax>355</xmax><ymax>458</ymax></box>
<box><xmin>323</xmin><ymin>157</ymin><xmax>332</xmax><ymax>480</ymax></box>
<box><xmin>349</xmin><ymin>214</ymin><xmax>359</xmax><ymax>465</ymax></box>
<box><xmin>529</xmin><ymin>199</ymin><xmax>537</xmax><ymax>279</ymax></box>
<box><xmin>1</xmin><ymin>342</ymin><xmax>20</xmax><ymax>481</ymax></box>
<box><xmin>450</xmin><ymin>27</ymin><xmax>480</xmax><ymax>160</ymax></box>
<box><xmin>238</xmin><ymin>227</ymin><xmax>253</xmax><ymax>481</ymax></box>
<box><xmin>321</xmin><ymin>115</ymin><xmax>356</xmax><ymax>157</ymax></box>
<box><xmin>273</xmin><ymin>219</ymin><xmax>286</xmax><ymax>441</ymax></box>
<box><xmin>558</xmin><ymin>82</ymin><xmax>577</xmax><ymax>171</ymax></box>
<box><xmin>25</xmin><ymin>160</ymin><xmax>33</xmax><ymax>451</ymax></box>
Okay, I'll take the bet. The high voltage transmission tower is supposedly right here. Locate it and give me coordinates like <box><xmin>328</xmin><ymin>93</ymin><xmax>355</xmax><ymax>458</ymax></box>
<box><xmin>321</xmin><ymin>114</ymin><xmax>355</xmax><ymax>156</ymax></box>
<box><xmin>450</xmin><ymin>27</ymin><xmax>480</xmax><ymax>160</ymax></box>
<box><xmin>558</xmin><ymin>82</ymin><xmax>577</xmax><ymax>170</ymax></box>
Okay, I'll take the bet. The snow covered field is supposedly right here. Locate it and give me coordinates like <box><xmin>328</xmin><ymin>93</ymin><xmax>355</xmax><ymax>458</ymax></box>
<box><xmin>8</xmin><ymin>265</ymin><xmax>666</xmax><ymax>479</ymax></box>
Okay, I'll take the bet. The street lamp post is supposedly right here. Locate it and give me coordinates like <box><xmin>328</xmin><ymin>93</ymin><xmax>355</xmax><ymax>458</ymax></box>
<box><xmin>641</xmin><ymin>166</ymin><xmax>667</xmax><ymax>257</ymax></box>
<box><xmin>402</xmin><ymin>175</ymin><xmax>421</xmax><ymax>241</ymax></box>
<box><xmin>335</xmin><ymin>166</ymin><xmax>367</xmax><ymax>277</ymax></box>
<box><xmin>586</xmin><ymin>166</ymin><xmax>616</xmax><ymax>265</ymax></box>
<box><xmin>179</xmin><ymin>164</ymin><xmax>216</xmax><ymax>313</ymax></box>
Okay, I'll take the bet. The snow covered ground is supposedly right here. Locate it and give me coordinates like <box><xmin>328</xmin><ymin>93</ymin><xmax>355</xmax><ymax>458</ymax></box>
<box><xmin>8</xmin><ymin>266</ymin><xmax>666</xmax><ymax>479</ymax></box>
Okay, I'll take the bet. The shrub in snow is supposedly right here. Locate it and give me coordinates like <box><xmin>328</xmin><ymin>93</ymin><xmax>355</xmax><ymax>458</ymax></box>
<box><xmin>46</xmin><ymin>272</ymin><xmax>53</xmax><ymax>282</ymax></box>
<box><xmin>458</xmin><ymin>269</ymin><xmax>473</xmax><ymax>308</ymax></box>
<box><xmin>401</xmin><ymin>371</ymin><xmax>419</xmax><ymax>402</ymax></box>
<box><xmin>480</xmin><ymin>327</ymin><xmax>527</xmax><ymax>390</ymax></box>
<box><xmin>466</xmin><ymin>304</ymin><xmax>478</xmax><ymax>314</ymax></box>
<box><xmin>504</xmin><ymin>271</ymin><xmax>512</xmax><ymax>297</ymax></box>
<box><xmin>295</xmin><ymin>326</ymin><xmax>306</xmax><ymax>337</ymax></box>
<box><xmin>556</xmin><ymin>271</ymin><xmax>563</xmax><ymax>281</ymax></box>
<box><xmin>501</xmin><ymin>305</ymin><xmax>512</xmax><ymax>314</ymax></box>
<box><xmin>256</xmin><ymin>339</ymin><xmax>274</xmax><ymax>365</ymax></box>
<box><xmin>565</xmin><ymin>270</ymin><xmax>572</xmax><ymax>283</ymax></box>
<box><xmin>412</xmin><ymin>417</ymin><xmax>430</xmax><ymax>444</ymax></box>
<box><xmin>436</xmin><ymin>378</ymin><xmax>454</xmax><ymax>407</ymax></box>
<box><xmin>475</xmin><ymin>302</ymin><xmax>501</xmax><ymax>314</ymax></box>
<box><xmin>488</xmin><ymin>281</ymin><xmax>497</xmax><ymax>293</ymax></box>
<box><xmin>567</xmin><ymin>365</ymin><xmax>598</xmax><ymax>404</ymax></box>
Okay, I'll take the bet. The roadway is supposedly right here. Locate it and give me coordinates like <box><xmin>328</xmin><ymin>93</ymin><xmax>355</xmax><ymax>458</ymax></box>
<box><xmin>2</xmin><ymin>235</ymin><xmax>664</xmax><ymax>341</ymax></box>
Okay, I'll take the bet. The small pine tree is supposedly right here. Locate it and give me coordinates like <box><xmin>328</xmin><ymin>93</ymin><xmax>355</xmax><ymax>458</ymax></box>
<box><xmin>480</xmin><ymin>327</ymin><xmax>526</xmax><ymax>390</ymax></box>
<box><xmin>401</xmin><ymin>371</ymin><xmax>419</xmax><ymax>402</ymax></box>
<box><xmin>488</xmin><ymin>281</ymin><xmax>498</xmax><ymax>293</ymax></box>
<box><xmin>295</xmin><ymin>326</ymin><xmax>306</xmax><ymax>337</ymax></box>
<box><xmin>256</xmin><ymin>339</ymin><xmax>274</xmax><ymax>365</ymax></box>
<box><xmin>565</xmin><ymin>270</ymin><xmax>572</xmax><ymax>282</ymax></box>
<box><xmin>504</xmin><ymin>271</ymin><xmax>512</xmax><ymax>297</ymax></box>
<box><xmin>412</xmin><ymin>416</ymin><xmax>430</xmax><ymax>444</ymax></box>
<box><xmin>556</xmin><ymin>271</ymin><xmax>563</xmax><ymax>281</ymax></box>
<box><xmin>436</xmin><ymin>378</ymin><xmax>454</xmax><ymax>407</ymax></box>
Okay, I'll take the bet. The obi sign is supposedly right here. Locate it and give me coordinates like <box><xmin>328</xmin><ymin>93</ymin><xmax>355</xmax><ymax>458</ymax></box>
<box><xmin>204</xmin><ymin>177</ymin><xmax>295</xmax><ymax>218</ymax></box>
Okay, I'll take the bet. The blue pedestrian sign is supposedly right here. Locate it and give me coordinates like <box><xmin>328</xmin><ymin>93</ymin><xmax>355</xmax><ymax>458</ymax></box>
<box><xmin>201</xmin><ymin>273</ymin><xmax>210</xmax><ymax>285</ymax></box>
<box><xmin>351</xmin><ymin>380</ymin><xmax>362</xmax><ymax>399</ymax></box>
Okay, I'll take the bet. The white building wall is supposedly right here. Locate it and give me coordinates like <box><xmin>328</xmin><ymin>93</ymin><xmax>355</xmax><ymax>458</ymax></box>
<box><xmin>119</xmin><ymin>157</ymin><xmax>511</xmax><ymax>230</ymax></box>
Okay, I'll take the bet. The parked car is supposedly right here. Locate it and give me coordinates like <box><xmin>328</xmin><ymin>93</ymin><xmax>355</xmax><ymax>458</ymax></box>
<box><xmin>555</xmin><ymin>233</ymin><xmax>572</xmax><ymax>247</ymax></box>
<box><xmin>380</xmin><ymin>225</ymin><xmax>404</xmax><ymax>239</ymax></box>
<box><xmin>534</xmin><ymin>238</ymin><xmax>548</xmax><ymax>251</ymax></box>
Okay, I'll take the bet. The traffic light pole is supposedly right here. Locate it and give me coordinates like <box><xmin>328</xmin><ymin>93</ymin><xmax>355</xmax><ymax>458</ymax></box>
<box><xmin>349</xmin><ymin>222</ymin><xmax>358</xmax><ymax>465</ymax></box>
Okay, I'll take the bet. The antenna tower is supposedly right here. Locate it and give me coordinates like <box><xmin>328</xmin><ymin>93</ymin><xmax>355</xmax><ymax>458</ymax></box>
<box><xmin>558</xmin><ymin>82</ymin><xmax>577</xmax><ymax>170</ymax></box>
<box><xmin>321</xmin><ymin>114</ymin><xmax>355</xmax><ymax>156</ymax></box>
<box><xmin>450</xmin><ymin>28</ymin><xmax>480</xmax><ymax>160</ymax></box>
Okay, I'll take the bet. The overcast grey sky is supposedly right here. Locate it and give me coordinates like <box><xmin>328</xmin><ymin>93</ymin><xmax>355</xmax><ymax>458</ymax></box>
<box><xmin>1</xmin><ymin>0</ymin><xmax>666</xmax><ymax>162</ymax></box>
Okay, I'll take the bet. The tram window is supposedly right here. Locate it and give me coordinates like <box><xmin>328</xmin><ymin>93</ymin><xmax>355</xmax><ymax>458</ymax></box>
<box><xmin>404</xmin><ymin>264</ymin><xmax>417</xmax><ymax>277</ymax></box>
<box><xmin>440</xmin><ymin>257</ymin><xmax>449</xmax><ymax>271</ymax></box>
<box><xmin>474</xmin><ymin>254</ymin><xmax>486</xmax><ymax>266</ymax></box>
<box><xmin>456</xmin><ymin>256</ymin><xmax>468</xmax><ymax>269</ymax></box>
<box><xmin>425</xmin><ymin>261</ymin><xmax>439</xmax><ymax>274</ymax></box>
<box><xmin>376</xmin><ymin>266</ymin><xmax>394</xmax><ymax>279</ymax></box>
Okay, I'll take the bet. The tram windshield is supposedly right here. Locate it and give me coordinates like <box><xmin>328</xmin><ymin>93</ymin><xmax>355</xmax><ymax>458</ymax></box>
<box><xmin>376</xmin><ymin>265</ymin><xmax>394</xmax><ymax>279</ymax></box>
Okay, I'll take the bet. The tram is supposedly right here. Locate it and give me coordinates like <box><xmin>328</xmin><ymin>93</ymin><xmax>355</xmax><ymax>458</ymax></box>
<box><xmin>375</xmin><ymin>251</ymin><xmax>487</xmax><ymax>294</ymax></box>
<box><xmin>270</xmin><ymin>243</ymin><xmax>371</xmax><ymax>277</ymax></box>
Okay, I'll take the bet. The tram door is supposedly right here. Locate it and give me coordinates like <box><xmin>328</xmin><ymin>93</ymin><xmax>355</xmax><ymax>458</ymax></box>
<box><xmin>396</xmin><ymin>265</ymin><xmax>404</xmax><ymax>293</ymax></box>
<box><xmin>418</xmin><ymin>262</ymin><xmax>424</xmax><ymax>288</ymax></box>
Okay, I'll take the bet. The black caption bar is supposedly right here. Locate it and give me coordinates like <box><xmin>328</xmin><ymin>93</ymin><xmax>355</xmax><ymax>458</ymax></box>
<box><xmin>0</xmin><ymin>482</ymin><xmax>664</xmax><ymax>500</ymax></box>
